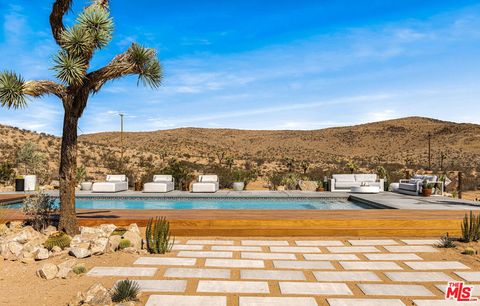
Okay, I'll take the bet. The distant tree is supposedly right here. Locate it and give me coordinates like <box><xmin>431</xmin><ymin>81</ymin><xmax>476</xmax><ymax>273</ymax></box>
<box><xmin>284</xmin><ymin>157</ymin><xmax>295</xmax><ymax>172</ymax></box>
<box><xmin>16</xmin><ymin>141</ymin><xmax>45</xmax><ymax>175</ymax></box>
<box><xmin>225</xmin><ymin>156</ymin><xmax>234</xmax><ymax>170</ymax></box>
<box><xmin>300</xmin><ymin>160</ymin><xmax>310</xmax><ymax>174</ymax></box>
<box><xmin>0</xmin><ymin>0</ymin><xmax>162</xmax><ymax>234</ymax></box>
<box><xmin>346</xmin><ymin>161</ymin><xmax>359</xmax><ymax>174</ymax></box>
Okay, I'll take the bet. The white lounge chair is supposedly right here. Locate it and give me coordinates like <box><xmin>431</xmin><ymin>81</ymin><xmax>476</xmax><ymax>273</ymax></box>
<box><xmin>192</xmin><ymin>175</ymin><xmax>219</xmax><ymax>193</ymax></box>
<box><xmin>92</xmin><ymin>175</ymin><xmax>128</xmax><ymax>193</ymax></box>
<box><xmin>397</xmin><ymin>174</ymin><xmax>443</xmax><ymax>196</ymax></box>
<box><xmin>143</xmin><ymin>175</ymin><xmax>175</xmax><ymax>193</ymax></box>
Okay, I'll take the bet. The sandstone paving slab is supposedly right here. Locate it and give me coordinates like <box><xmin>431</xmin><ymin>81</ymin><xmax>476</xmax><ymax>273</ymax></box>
<box><xmin>187</xmin><ymin>240</ymin><xmax>234</xmax><ymax>245</ymax></box>
<box><xmin>328</xmin><ymin>298</ymin><xmax>406</xmax><ymax>306</ymax></box>
<box><xmin>455</xmin><ymin>271</ymin><xmax>480</xmax><ymax>281</ymax></box>
<box><xmin>314</xmin><ymin>271</ymin><xmax>381</xmax><ymax>282</ymax></box>
<box><xmin>242</xmin><ymin>240</ymin><xmax>289</xmax><ymax>246</ymax></box>
<box><xmin>274</xmin><ymin>260</ymin><xmax>335</xmax><ymax>270</ymax></box>
<box><xmin>177</xmin><ymin>251</ymin><xmax>233</xmax><ymax>258</ymax></box>
<box><xmin>241</xmin><ymin>252</ymin><xmax>296</xmax><ymax>260</ymax></box>
<box><xmin>303</xmin><ymin>254</ymin><xmax>360</xmax><ymax>260</ymax></box>
<box><xmin>412</xmin><ymin>300</ymin><xmax>479</xmax><ymax>306</ymax></box>
<box><xmin>164</xmin><ymin>268</ymin><xmax>231</xmax><ymax>279</ymax></box>
<box><xmin>146</xmin><ymin>295</ymin><xmax>226</xmax><ymax>306</ymax></box>
<box><xmin>205</xmin><ymin>258</ymin><xmax>264</xmax><ymax>268</ymax></box>
<box><xmin>436</xmin><ymin>284</ymin><xmax>480</xmax><ymax>296</ymax></box>
<box><xmin>304</xmin><ymin>254</ymin><xmax>360</xmax><ymax>261</ymax></box>
<box><xmin>402</xmin><ymin>239</ymin><xmax>440</xmax><ymax>245</ymax></box>
<box><xmin>240</xmin><ymin>297</ymin><xmax>318</xmax><ymax>306</ymax></box>
<box><xmin>197</xmin><ymin>280</ymin><xmax>269</xmax><ymax>294</ymax></box>
<box><xmin>296</xmin><ymin>240</ymin><xmax>344</xmax><ymax>246</ymax></box>
<box><xmin>134</xmin><ymin>257</ymin><xmax>196</xmax><ymax>266</ymax></box>
<box><xmin>327</xmin><ymin>246</ymin><xmax>380</xmax><ymax>253</ymax></box>
<box><xmin>212</xmin><ymin>246</ymin><xmax>262</xmax><ymax>252</ymax></box>
<box><xmin>240</xmin><ymin>269</ymin><xmax>306</xmax><ymax>280</ymax></box>
<box><xmin>87</xmin><ymin>267</ymin><xmax>157</xmax><ymax>277</ymax></box>
<box><xmin>405</xmin><ymin>261</ymin><xmax>470</xmax><ymax>270</ymax></box>
<box><xmin>280</xmin><ymin>282</ymin><xmax>353</xmax><ymax>295</ymax></box>
<box><xmin>340</xmin><ymin>261</ymin><xmax>403</xmax><ymax>270</ymax></box>
<box><xmin>172</xmin><ymin>245</ymin><xmax>204</xmax><ymax>251</ymax></box>
<box><xmin>385</xmin><ymin>272</ymin><xmax>453</xmax><ymax>282</ymax></box>
<box><xmin>270</xmin><ymin>246</ymin><xmax>321</xmax><ymax>253</ymax></box>
<box><xmin>385</xmin><ymin>246</ymin><xmax>438</xmax><ymax>253</ymax></box>
<box><xmin>365</xmin><ymin>253</ymin><xmax>423</xmax><ymax>261</ymax></box>
<box><xmin>127</xmin><ymin>280</ymin><xmax>186</xmax><ymax>292</ymax></box>
<box><xmin>348</xmin><ymin>240</ymin><xmax>398</xmax><ymax>246</ymax></box>
<box><xmin>359</xmin><ymin>284</ymin><xmax>434</xmax><ymax>296</ymax></box>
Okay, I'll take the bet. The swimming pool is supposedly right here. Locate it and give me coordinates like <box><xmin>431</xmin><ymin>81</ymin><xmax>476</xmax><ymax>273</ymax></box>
<box><xmin>8</xmin><ymin>197</ymin><xmax>373</xmax><ymax>210</ymax></box>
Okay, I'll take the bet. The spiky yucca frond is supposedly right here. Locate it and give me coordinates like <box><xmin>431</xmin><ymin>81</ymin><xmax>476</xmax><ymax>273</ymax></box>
<box><xmin>111</xmin><ymin>280</ymin><xmax>140</xmax><ymax>303</ymax></box>
<box><xmin>52</xmin><ymin>51</ymin><xmax>87</xmax><ymax>86</ymax></box>
<box><xmin>128</xmin><ymin>44</ymin><xmax>163</xmax><ymax>89</ymax></box>
<box><xmin>77</xmin><ymin>6</ymin><xmax>113</xmax><ymax>49</ymax></box>
<box><xmin>60</xmin><ymin>25</ymin><xmax>94</xmax><ymax>56</ymax></box>
<box><xmin>0</xmin><ymin>71</ymin><xmax>27</xmax><ymax>109</ymax></box>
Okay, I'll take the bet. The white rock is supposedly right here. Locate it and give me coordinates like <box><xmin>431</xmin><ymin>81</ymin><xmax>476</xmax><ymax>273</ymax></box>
<box><xmin>107</xmin><ymin>235</ymin><xmax>121</xmax><ymax>253</ymax></box>
<box><xmin>127</xmin><ymin>223</ymin><xmax>140</xmax><ymax>235</ymax></box>
<box><xmin>8</xmin><ymin>241</ymin><xmax>23</xmax><ymax>257</ymax></box>
<box><xmin>123</xmin><ymin>231</ymin><xmax>142</xmax><ymax>249</ymax></box>
<box><xmin>82</xmin><ymin>283</ymin><xmax>112</xmax><ymax>305</ymax></box>
<box><xmin>90</xmin><ymin>237</ymin><xmax>109</xmax><ymax>255</ymax></box>
<box><xmin>99</xmin><ymin>224</ymin><xmax>116</xmax><ymax>236</ymax></box>
<box><xmin>42</xmin><ymin>226</ymin><xmax>57</xmax><ymax>236</ymax></box>
<box><xmin>58</xmin><ymin>259</ymin><xmax>77</xmax><ymax>269</ymax></box>
<box><xmin>70</xmin><ymin>247</ymin><xmax>91</xmax><ymax>259</ymax></box>
<box><xmin>51</xmin><ymin>246</ymin><xmax>62</xmax><ymax>253</ymax></box>
<box><xmin>56</xmin><ymin>266</ymin><xmax>71</xmax><ymax>279</ymax></box>
<box><xmin>34</xmin><ymin>247</ymin><xmax>49</xmax><ymax>260</ymax></box>
<box><xmin>37</xmin><ymin>263</ymin><xmax>58</xmax><ymax>280</ymax></box>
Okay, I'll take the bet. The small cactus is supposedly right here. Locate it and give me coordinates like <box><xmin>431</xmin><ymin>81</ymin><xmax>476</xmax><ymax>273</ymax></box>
<box><xmin>462</xmin><ymin>247</ymin><xmax>476</xmax><ymax>255</ymax></box>
<box><xmin>118</xmin><ymin>238</ymin><xmax>131</xmax><ymax>250</ymax></box>
<box><xmin>145</xmin><ymin>216</ymin><xmax>174</xmax><ymax>254</ymax></box>
<box><xmin>72</xmin><ymin>264</ymin><xmax>87</xmax><ymax>275</ymax></box>
<box><xmin>43</xmin><ymin>232</ymin><xmax>72</xmax><ymax>250</ymax></box>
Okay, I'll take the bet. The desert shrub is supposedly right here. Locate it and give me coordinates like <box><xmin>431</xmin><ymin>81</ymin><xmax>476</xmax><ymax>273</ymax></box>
<box><xmin>22</xmin><ymin>191</ymin><xmax>57</xmax><ymax>231</ymax></box>
<box><xmin>16</xmin><ymin>141</ymin><xmax>45</xmax><ymax>175</ymax></box>
<box><xmin>111</xmin><ymin>227</ymin><xmax>127</xmax><ymax>236</ymax></box>
<box><xmin>44</xmin><ymin>232</ymin><xmax>72</xmax><ymax>250</ymax></box>
<box><xmin>462</xmin><ymin>247</ymin><xmax>476</xmax><ymax>255</ymax></box>
<box><xmin>72</xmin><ymin>264</ymin><xmax>87</xmax><ymax>275</ymax></box>
<box><xmin>306</xmin><ymin>167</ymin><xmax>325</xmax><ymax>181</ymax></box>
<box><xmin>436</xmin><ymin>233</ymin><xmax>455</xmax><ymax>248</ymax></box>
<box><xmin>233</xmin><ymin>169</ymin><xmax>258</xmax><ymax>189</ymax></box>
<box><xmin>111</xmin><ymin>280</ymin><xmax>140</xmax><ymax>303</ymax></box>
<box><xmin>75</xmin><ymin>165</ymin><xmax>87</xmax><ymax>185</ymax></box>
<box><xmin>118</xmin><ymin>238</ymin><xmax>131</xmax><ymax>250</ymax></box>
<box><xmin>162</xmin><ymin>159</ymin><xmax>194</xmax><ymax>190</ymax></box>
<box><xmin>145</xmin><ymin>216</ymin><xmax>174</xmax><ymax>254</ymax></box>
<box><xmin>461</xmin><ymin>211</ymin><xmax>480</xmax><ymax>242</ymax></box>
<box><xmin>204</xmin><ymin>165</ymin><xmax>234</xmax><ymax>189</ymax></box>
<box><xmin>267</xmin><ymin>171</ymin><xmax>285</xmax><ymax>190</ymax></box>
<box><xmin>0</xmin><ymin>162</ymin><xmax>15</xmax><ymax>184</ymax></box>
<box><xmin>282</xmin><ymin>173</ymin><xmax>300</xmax><ymax>190</ymax></box>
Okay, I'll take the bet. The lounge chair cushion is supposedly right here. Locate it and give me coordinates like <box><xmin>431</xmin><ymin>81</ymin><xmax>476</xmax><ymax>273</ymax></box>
<box><xmin>335</xmin><ymin>182</ymin><xmax>362</xmax><ymax>188</ymax></box>
<box><xmin>153</xmin><ymin>175</ymin><xmax>173</xmax><ymax>182</ymax></box>
<box><xmin>399</xmin><ymin>183</ymin><xmax>418</xmax><ymax>192</ymax></box>
<box><xmin>332</xmin><ymin>174</ymin><xmax>355</xmax><ymax>182</ymax></box>
<box><xmin>106</xmin><ymin>175</ymin><xmax>127</xmax><ymax>182</ymax></box>
<box><xmin>199</xmin><ymin>175</ymin><xmax>218</xmax><ymax>182</ymax></box>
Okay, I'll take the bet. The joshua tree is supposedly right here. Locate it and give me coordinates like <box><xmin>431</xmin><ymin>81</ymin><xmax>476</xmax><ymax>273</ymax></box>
<box><xmin>225</xmin><ymin>157</ymin><xmax>234</xmax><ymax>170</ymax></box>
<box><xmin>300</xmin><ymin>160</ymin><xmax>310</xmax><ymax>174</ymax></box>
<box><xmin>284</xmin><ymin>157</ymin><xmax>295</xmax><ymax>172</ymax></box>
<box><xmin>0</xmin><ymin>0</ymin><xmax>162</xmax><ymax>234</ymax></box>
<box><xmin>346</xmin><ymin>161</ymin><xmax>359</xmax><ymax>174</ymax></box>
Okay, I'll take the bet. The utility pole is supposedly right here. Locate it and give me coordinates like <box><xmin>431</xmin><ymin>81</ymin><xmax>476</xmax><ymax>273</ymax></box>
<box><xmin>119</xmin><ymin>113</ymin><xmax>124</xmax><ymax>170</ymax></box>
<box><xmin>427</xmin><ymin>133</ymin><xmax>431</xmax><ymax>171</ymax></box>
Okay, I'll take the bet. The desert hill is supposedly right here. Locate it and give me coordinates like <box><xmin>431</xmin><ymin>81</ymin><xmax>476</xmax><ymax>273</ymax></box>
<box><xmin>1</xmin><ymin>117</ymin><xmax>480</xmax><ymax>187</ymax></box>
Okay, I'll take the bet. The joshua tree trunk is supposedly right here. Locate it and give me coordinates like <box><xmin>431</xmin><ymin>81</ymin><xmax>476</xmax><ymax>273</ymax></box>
<box><xmin>58</xmin><ymin>102</ymin><xmax>80</xmax><ymax>234</ymax></box>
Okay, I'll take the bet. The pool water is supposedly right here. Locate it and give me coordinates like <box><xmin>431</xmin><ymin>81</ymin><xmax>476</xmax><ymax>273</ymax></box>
<box><xmin>9</xmin><ymin>198</ymin><xmax>371</xmax><ymax>210</ymax></box>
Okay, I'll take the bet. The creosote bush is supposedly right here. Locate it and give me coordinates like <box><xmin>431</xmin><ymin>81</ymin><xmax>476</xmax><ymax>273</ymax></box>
<box><xmin>22</xmin><ymin>191</ymin><xmax>57</xmax><ymax>231</ymax></box>
<box><xmin>72</xmin><ymin>264</ymin><xmax>87</xmax><ymax>275</ymax></box>
<box><xmin>145</xmin><ymin>216</ymin><xmax>174</xmax><ymax>254</ymax></box>
<box><xmin>118</xmin><ymin>238</ymin><xmax>131</xmax><ymax>250</ymax></box>
<box><xmin>111</xmin><ymin>279</ymin><xmax>140</xmax><ymax>303</ymax></box>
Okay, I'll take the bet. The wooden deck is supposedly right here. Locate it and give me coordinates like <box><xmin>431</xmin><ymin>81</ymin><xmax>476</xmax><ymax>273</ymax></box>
<box><xmin>0</xmin><ymin>194</ymin><xmax>26</xmax><ymax>204</ymax></box>
<box><xmin>0</xmin><ymin>208</ymin><xmax>468</xmax><ymax>237</ymax></box>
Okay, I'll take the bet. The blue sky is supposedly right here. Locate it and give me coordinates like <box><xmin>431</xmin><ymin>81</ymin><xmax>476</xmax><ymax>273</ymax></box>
<box><xmin>0</xmin><ymin>1</ymin><xmax>479</xmax><ymax>135</ymax></box>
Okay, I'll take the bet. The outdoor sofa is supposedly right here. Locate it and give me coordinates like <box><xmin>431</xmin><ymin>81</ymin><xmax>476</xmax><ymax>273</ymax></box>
<box><xmin>330</xmin><ymin>174</ymin><xmax>384</xmax><ymax>192</ymax></box>
<box><xmin>192</xmin><ymin>175</ymin><xmax>219</xmax><ymax>193</ymax></box>
<box><xmin>397</xmin><ymin>174</ymin><xmax>443</xmax><ymax>196</ymax></box>
<box><xmin>143</xmin><ymin>175</ymin><xmax>175</xmax><ymax>193</ymax></box>
<box><xmin>92</xmin><ymin>175</ymin><xmax>128</xmax><ymax>193</ymax></box>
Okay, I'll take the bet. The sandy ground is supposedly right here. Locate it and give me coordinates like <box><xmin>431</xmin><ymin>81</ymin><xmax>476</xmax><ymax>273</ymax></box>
<box><xmin>1</xmin><ymin>236</ymin><xmax>480</xmax><ymax>306</ymax></box>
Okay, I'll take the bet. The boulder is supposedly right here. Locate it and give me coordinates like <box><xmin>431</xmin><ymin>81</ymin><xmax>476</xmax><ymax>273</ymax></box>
<box><xmin>123</xmin><ymin>231</ymin><xmax>142</xmax><ymax>249</ymax></box>
<box><xmin>58</xmin><ymin>259</ymin><xmax>77</xmax><ymax>269</ymax></box>
<box><xmin>0</xmin><ymin>223</ymin><xmax>9</xmax><ymax>236</ymax></box>
<box><xmin>7</xmin><ymin>221</ymin><xmax>23</xmax><ymax>231</ymax></box>
<box><xmin>70</xmin><ymin>247</ymin><xmax>91</xmax><ymax>259</ymax></box>
<box><xmin>107</xmin><ymin>235</ymin><xmax>121</xmax><ymax>253</ymax></box>
<box><xmin>127</xmin><ymin>224</ymin><xmax>140</xmax><ymax>235</ymax></box>
<box><xmin>51</xmin><ymin>246</ymin><xmax>62</xmax><ymax>253</ymax></box>
<box><xmin>34</xmin><ymin>247</ymin><xmax>49</xmax><ymax>260</ymax></box>
<box><xmin>42</xmin><ymin>225</ymin><xmax>58</xmax><ymax>236</ymax></box>
<box><xmin>82</xmin><ymin>283</ymin><xmax>112</xmax><ymax>305</ymax></box>
<box><xmin>90</xmin><ymin>237</ymin><xmax>109</xmax><ymax>255</ymax></box>
<box><xmin>37</xmin><ymin>263</ymin><xmax>58</xmax><ymax>280</ymax></box>
<box><xmin>7</xmin><ymin>241</ymin><xmax>23</xmax><ymax>257</ymax></box>
<box><xmin>122</xmin><ymin>247</ymin><xmax>138</xmax><ymax>254</ymax></box>
<box><xmin>56</xmin><ymin>266</ymin><xmax>71</xmax><ymax>279</ymax></box>
<box><xmin>99</xmin><ymin>224</ymin><xmax>116</xmax><ymax>236</ymax></box>
<box><xmin>21</xmin><ymin>257</ymin><xmax>35</xmax><ymax>264</ymax></box>
<box><xmin>298</xmin><ymin>180</ymin><xmax>319</xmax><ymax>191</ymax></box>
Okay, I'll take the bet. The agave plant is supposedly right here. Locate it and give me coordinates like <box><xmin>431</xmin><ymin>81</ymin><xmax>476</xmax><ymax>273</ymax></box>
<box><xmin>436</xmin><ymin>233</ymin><xmax>455</xmax><ymax>248</ymax></box>
<box><xmin>145</xmin><ymin>216</ymin><xmax>174</xmax><ymax>254</ymax></box>
<box><xmin>111</xmin><ymin>280</ymin><xmax>140</xmax><ymax>303</ymax></box>
<box><xmin>461</xmin><ymin>211</ymin><xmax>480</xmax><ymax>242</ymax></box>
<box><xmin>0</xmin><ymin>0</ymin><xmax>162</xmax><ymax>234</ymax></box>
